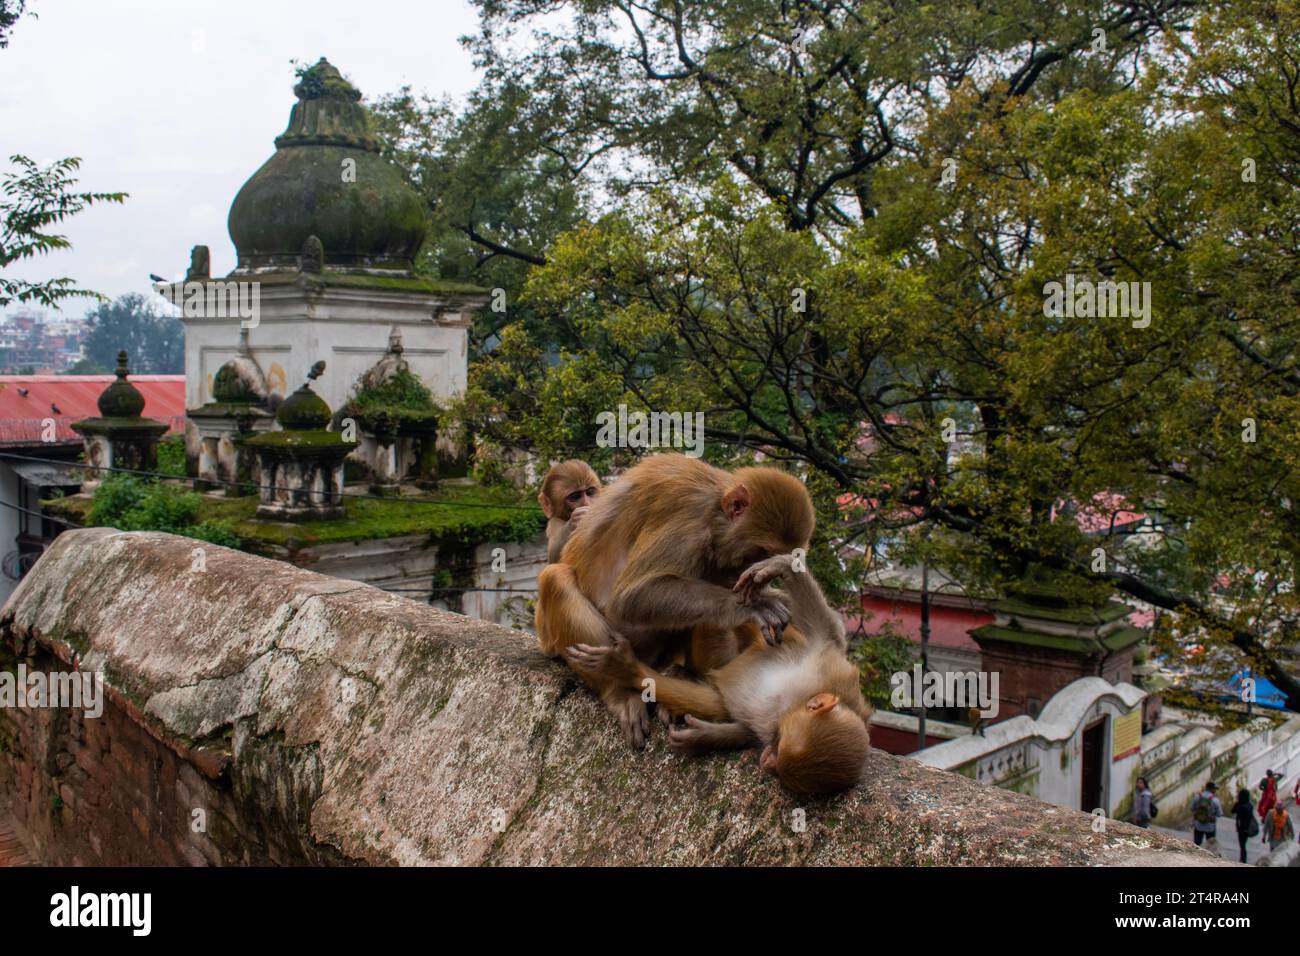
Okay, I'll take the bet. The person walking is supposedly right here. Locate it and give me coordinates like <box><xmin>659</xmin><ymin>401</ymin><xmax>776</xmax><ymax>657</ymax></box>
<box><xmin>1263</xmin><ymin>801</ymin><xmax>1294</xmax><ymax>852</ymax></box>
<box><xmin>1133</xmin><ymin>777</ymin><xmax>1154</xmax><ymax>829</ymax></box>
<box><xmin>1190</xmin><ymin>781</ymin><xmax>1223</xmax><ymax>847</ymax></box>
<box><xmin>1232</xmin><ymin>788</ymin><xmax>1258</xmax><ymax>863</ymax></box>
<box><xmin>1258</xmin><ymin>770</ymin><xmax>1278</xmax><ymax>821</ymax></box>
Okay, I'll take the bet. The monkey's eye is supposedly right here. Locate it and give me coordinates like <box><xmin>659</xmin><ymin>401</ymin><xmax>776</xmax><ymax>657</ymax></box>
<box><xmin>566</xmin><ymin>490</ymin><xmax>586</xmax><ymax>504</ymax></box>
<box><xmin>583</xmin><ymin>487</ymin><xmax>598</xmax><ymax>497</ymax></box>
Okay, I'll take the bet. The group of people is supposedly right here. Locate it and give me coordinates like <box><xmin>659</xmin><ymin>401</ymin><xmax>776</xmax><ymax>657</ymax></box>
<box><xmin>1135</xmin><ymin>771</ymin><xmax>1297</xmax><ymax>863</ymax></box>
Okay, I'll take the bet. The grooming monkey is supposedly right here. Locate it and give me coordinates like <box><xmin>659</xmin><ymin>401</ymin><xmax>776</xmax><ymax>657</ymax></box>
<box><xmin>535</xmin><ymin>454</ymin><xmax>815</xmax><ymax>747</ymax></box>
<box><xmin>537</xmin><ymin>459</ymin><xmax>600</xmax><ymax>563</ymax></box>
<box><xmin>568</xmin><ymin>551</ymin><xmax>872</xmax><ymax>795</ymax></box>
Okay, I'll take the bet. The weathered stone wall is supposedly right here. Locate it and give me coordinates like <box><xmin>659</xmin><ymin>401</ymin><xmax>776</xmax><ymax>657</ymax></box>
<box><xmin>0</xmin><ymin>529</ymin><xmax>1224</xmax><ymax>866</ymax></box>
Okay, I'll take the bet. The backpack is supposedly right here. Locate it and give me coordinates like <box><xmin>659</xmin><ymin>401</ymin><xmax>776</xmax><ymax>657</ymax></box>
<box><xmin>1193</xmin><ymin>794</ymin><xmax>1217</xmax><ymax>825</ymax></box>
<box><xmin>1149</xmin><ymin>798</ymin><xmax>1159</xmax><ymax>820</ymax></box>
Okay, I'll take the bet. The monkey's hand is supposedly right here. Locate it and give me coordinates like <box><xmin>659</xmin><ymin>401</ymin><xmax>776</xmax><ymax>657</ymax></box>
<box><xmin>607</xmin><ymin>690</ymin><xmax>652</xmax><ymax>750</ymax></box>
<box><xmin>565</xmin><ymin>632</ymin><xmax>641</xmax><ymax>689</ymax></box>
<box><xmin>734</xmin><ymin>589</ymin><xmax>790</xmax><ymax>646</ymax></box>
<box><xmin>568</xmin><ymin>505</ymin><xmax>590</xmax><ymax>528</ymax></box>
<box><xmin>668</xmin><ymin>715</ymin><xmax>745</xmax><ymax>756</ymax></box>
<box><xmin>734</xmin><ymin>553</ymin><xmax>796</xmax><ymax>605</ymax></box>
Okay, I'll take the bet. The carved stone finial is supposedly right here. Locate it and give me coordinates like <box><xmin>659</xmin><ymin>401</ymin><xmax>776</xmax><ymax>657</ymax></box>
<box><xmin>307</xmin><ymin>360</ymin><xmax>326</xmax><ymax>381</ymax></box>
<box><xmin>93</xmin><ymin>350</ymin><xmax>147</xmax><ymax>418</ymax></box>
<box><xmin>301</xmin><ymin>235</ymin><xmax>324</xmax><ymax>273</ymax></box>
<box><xmin>186</xmin><ymin>245</ymin><xmax>211</xmax><ymax>281</ymax></box>
<box><xmin>387</xmin><ymin>326</ymin><xmax>403</xmax><ymax>356</ymax></box>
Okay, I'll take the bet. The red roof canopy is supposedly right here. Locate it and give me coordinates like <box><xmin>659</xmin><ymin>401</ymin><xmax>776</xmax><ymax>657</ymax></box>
<box><xmin>0</xmin><ymin>375</ymin><xmax>186</xmax><ymax>446</ymax></box>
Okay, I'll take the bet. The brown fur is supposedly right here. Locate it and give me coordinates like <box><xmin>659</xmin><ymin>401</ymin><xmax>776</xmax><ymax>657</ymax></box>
<box><xmin>569</xmin><ymin>552</ymin><xmax>872</xmax><ymax>794</ymax></box>
<box><xmin>536</xmin><ymin>453</ymin><xmax>815</xmax><ymax>748</ymax></box>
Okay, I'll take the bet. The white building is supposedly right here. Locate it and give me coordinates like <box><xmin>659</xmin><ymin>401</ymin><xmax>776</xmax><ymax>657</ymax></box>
<box><xmin>160</xmin><ymin>58</ymin><xmax>486</xmax><ymax>443</ymax></box>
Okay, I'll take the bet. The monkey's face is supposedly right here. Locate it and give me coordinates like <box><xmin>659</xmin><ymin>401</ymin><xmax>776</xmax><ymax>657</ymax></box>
<box><xmin>765</xmin><ymin>693</ymin><xmax>870</xmax><ymax>795</ymax></box>
<box><xmin>555</xmin><ymin>480</ymin><xmax>598</xmax><ymax>520</ymax></box>
<box><xmin>539</xmin><ymin>462</ymin><xmax>599</xmax><ymax>520</ymax></box>
<box><xmin>716</xmin><ymin>469</ymin><xmax>815</xmax><ymax>570</ymax></box>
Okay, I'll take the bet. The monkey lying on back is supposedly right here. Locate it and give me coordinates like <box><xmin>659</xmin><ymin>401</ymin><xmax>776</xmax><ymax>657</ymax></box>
<box><xmin>568</xmin><ymin>552</ymin><xmax>872</xmax><ymax>795</ymax></box>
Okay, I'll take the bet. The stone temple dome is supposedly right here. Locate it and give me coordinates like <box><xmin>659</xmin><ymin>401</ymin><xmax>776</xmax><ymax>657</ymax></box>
<box><xmin>276</xmin><ymin>361</ymin><xmax>333</xmax><ymax>430</ymax></box>
<box><xmin>97</xmin><ymin>351</ymin><xmax>147</xmax><ymax>418</ymax></box>
<box><xmin>227</xmin><ymin>58</ymin><xmax>428</xmax><ymax>274</ymax></box>
<box><xmin>211</xmin><ymin>328</ymin><xmax>269</xmax><ymax>406</ymax></box>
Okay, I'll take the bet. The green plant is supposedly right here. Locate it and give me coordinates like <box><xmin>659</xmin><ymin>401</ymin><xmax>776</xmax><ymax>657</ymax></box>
<box><xmin>850</xmin><ymin>623</ymin><xmax>917</xmax><ymax>709</ymax></box>
<box><xmin>88</xmin><ymin>474</ymin><xmax>241</xmax><ymax>548</ymax></box>
<box><xmin>155</xmin><ymin>435</ymin><xmax>187</xmax><ymax>477</ymax></box>
<box><xmin>350</xmin><ymin>367</ymin><xmax>437</xmax><ymax>415</ymax></box>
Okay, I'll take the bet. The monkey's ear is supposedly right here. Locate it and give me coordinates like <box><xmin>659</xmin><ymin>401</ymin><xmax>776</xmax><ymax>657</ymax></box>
<box><xmin>538</xmin><ymin>492</ymin><xmax>555</xmax><ymax>518</ymax></box>
<box><xmin>807</xmin><ymin>692</ymin><xmax>840</xmax><ymax>713</ymax></box>
<box><xmin>722</xmin><ymin>482</ymin><xmax>752</xmax><ymax>520</ymax></box>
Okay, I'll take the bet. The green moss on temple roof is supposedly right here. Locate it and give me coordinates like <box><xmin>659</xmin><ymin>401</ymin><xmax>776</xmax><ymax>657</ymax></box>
<box><xmin>996</xmin><ymin>596</ymin><xmax>1133</xmax><ymax>626</ymax></box>
<box><xmin>221</xmin><ymin>270</ymin><xmax>487</xmax><ymax>296</ymax></box>
<box><xmin>45</xmin><ymin>483</ymin><xmax>544</xmax><ymax>552</ymax></box>
<box><xmin>970</xmin><ymin>623</ymin><xmax>1145</xmax><ymax>653</ymax></box>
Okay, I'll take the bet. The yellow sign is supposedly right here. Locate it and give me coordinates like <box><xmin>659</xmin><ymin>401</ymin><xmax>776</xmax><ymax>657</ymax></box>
<box><xmin>1112</xmin><ymin>708</ymin><xmax>1141</xmax><ymax>761</ymax></box>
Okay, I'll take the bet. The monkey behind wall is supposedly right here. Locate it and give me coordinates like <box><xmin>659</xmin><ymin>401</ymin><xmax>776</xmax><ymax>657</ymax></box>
<box><xmin>534</xmin><ymin>453</ymin><xmax>816</xmax><ymax>748</ymax></box>
<box><xmin>568</xmin><ymin>551</ymin><xmax>872</xmax><ymax>795</ymax></box>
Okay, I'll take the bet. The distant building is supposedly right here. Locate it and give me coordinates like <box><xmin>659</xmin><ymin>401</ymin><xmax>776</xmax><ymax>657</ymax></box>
<box><xmin>0</xmin><ymin>374</ymin><xmax>184</xmax><ymax>602</ymax></box>
<box><xmin>0</xmin><ymin>308</ymin><xmax>90</xmax><ymax>374</ymax></box>
<box><xmin>33</xmin><ymin>60</ymin><xmax>540</xmax><ymax>631</ymax></box>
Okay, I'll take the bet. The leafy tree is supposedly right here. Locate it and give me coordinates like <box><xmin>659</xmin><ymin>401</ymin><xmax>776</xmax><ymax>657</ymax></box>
<box><xmin>485</xmin><ymin>0</ymin><xmax>1300</xmax><ymax>709</ymax></box>
<box><xmin>463</xmin><ymin>0</ymin><xmax>1193</xmax><ymax>231</ymax></box>
<box><xmin>77</xmin><ymin>293</ymin><xmax>183</xmax><ymax>374</ymax></box>
<box><xmin>371</xmin><ymin>83</ymin><xmax>590</xmax><ymax>352</ymax></box>
<box><xmin>0</xmin><ymin>0</ymin><xmax>29</xmax><ymax>49</ymax></box>
<box><xmin>0</xmin><ymin>155</ymin><xmax>125</xmax><ymax>307</ymax></box>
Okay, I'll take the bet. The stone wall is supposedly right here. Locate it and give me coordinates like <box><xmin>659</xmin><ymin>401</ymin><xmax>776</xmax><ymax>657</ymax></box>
<box><xmin>917</xmin><ymin>678</ymin><xmax>1147</xmax><ymax>816</ymax></box>
<box><xmin>0</xmin><ymin>529</ymin><xmax>1223</xmax><ymax>866</ymax></box>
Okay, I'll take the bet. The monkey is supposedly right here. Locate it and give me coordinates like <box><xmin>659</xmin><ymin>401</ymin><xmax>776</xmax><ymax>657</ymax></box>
<box><xmin>567</xmin><ymin>551</ymin><xmax>872</xmax><ymax>795</ymax></box>
<box><xmin>535</xmin><ymin>453</ymin><xmax>815</xmax><ymax>748</ymax></box>
<box><xmin>537</xmin><ymin>459</ymin><xmax>600</xmax><ymax>563</ymax></box>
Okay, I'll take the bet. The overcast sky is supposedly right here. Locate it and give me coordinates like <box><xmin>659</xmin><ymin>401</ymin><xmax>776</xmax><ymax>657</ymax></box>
<box><xmin>0</xmin><ymin>0</ymin><xmax>483</xmax><ymax>319</ymax></box>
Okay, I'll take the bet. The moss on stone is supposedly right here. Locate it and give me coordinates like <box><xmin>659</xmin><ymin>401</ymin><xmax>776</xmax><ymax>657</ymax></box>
<box><xmin>350</xmin><ymin>367</ymin><xmax>437</xmax><ymax>415</ymax></box>
<box><xmin>226</xmin><ymin>270</ymin><xmax>485</xmax><ymax>295</ymax></box>
<box><xmin>244</xmin><ymin>430</ymin><xmax>355</xmax><ymax>449</ymax></box>
<box><xmin>46</xmin><ymin>483</ymin><xmax>542</xmax><ymax>552</ymax></box>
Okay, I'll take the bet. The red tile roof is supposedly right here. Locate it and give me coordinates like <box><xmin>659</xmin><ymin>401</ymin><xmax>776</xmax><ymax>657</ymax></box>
<box><xmin>0</xmin><ymin>375</ymin><xmax>186</xmax><ymax>446</ymax></box>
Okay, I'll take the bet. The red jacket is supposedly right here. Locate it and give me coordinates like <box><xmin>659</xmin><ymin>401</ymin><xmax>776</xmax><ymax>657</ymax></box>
<box><xmin>1259</xmin><ymin>777</ymin><xmax>1278</xmax><ymax>819</ymax></box>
